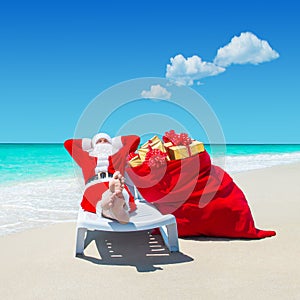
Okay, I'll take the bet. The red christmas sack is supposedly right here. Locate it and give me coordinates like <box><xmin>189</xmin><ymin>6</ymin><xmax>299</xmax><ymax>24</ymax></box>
<box><xmin>126</xmin><ymin>149</ymin><xmax>276</xmax><ymax>239</ymax></box>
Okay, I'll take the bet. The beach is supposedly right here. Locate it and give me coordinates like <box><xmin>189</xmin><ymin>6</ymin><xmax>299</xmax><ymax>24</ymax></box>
<box><xmin>0</xmin><ymin>162</ymin><xmax>299</xmax><ymax>299</ymax></box>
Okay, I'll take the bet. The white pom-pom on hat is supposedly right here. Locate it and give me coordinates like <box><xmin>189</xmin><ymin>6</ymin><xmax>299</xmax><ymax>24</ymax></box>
<box><xmin>92</xmin><ymin>133</ymin><xmax>112</xmax><ymax>147</ymax></box>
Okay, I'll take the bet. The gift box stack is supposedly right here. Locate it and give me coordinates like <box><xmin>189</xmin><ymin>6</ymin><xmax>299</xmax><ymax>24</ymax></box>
<box><xmin>127</xmin><ymin>135</ymin><xmax>168</xmax><ymax>168</ymax></box>
<box><xmin>128</xmin><ymin>130</ymin><xmax>205</xmax><ymax>168</ymax></box>
<box><xmin>163</xmin><ymin>130</ymin><xmax>205</xmax><ymax>160</ymax></box>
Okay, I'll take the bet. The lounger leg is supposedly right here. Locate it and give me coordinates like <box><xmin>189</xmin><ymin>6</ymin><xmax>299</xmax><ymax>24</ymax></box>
<box><xmin>75</xmin><ymin>227</ymin><xmax>87</xmax><ymax>256</ymax></box>
<box><xmin>159</xmin><ymin>222</ymin><xmax>179</xmax><ymax>252</ymax></box>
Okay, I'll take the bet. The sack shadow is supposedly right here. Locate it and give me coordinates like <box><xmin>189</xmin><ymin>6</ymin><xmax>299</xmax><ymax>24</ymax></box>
<box><xmin>76</xmin><ymin>230</ymin><xmax>193</xmax><ymax>272</ymax></box>
<box><xmin>182</xmin><ymin>236</ymin><xmax>260</xmax><ymax>242</ymax></box>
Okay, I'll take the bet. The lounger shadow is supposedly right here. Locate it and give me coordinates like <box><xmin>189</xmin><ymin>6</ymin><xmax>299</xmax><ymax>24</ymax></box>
<box><xmin>77</xmin><ymin>230</ymin><xmax>193</xmax><ymax>272</ymax></box>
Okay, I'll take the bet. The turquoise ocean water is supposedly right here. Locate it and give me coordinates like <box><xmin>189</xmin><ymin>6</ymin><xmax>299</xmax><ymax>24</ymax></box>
<box><xmin>1</xmin><ymin>143</ymin><xmax>300</xmax><ymax>236</ymax></box>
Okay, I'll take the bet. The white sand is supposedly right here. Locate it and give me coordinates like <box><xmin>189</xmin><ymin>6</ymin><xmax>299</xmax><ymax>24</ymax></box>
<box><xmin>1</xmin><ymin>163</ymin><xmax>300</xmax><ymax>299</ymax></box>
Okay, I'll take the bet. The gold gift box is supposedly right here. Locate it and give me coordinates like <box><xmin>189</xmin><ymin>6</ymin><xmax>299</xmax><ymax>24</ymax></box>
<box><xmin>128</xmin><ymin>155</ymin><xmax>143</xmax><ymax>167</ymax></box>
<box><xmin>138</xmin><ymin>135</ymin><xmax>169</xmax><ymax>161</ymax></box>
<box><xmin>164</xmin><ymin>140</ymin><xmax>205</xmax><ymax>160</ymax></box>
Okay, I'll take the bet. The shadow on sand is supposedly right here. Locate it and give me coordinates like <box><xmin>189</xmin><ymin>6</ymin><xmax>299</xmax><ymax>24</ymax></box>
<box><xmin>182</xmin><ymin>236</ymin><xmax>263</xmax><ymax>242</ymax></box>
<box><xmin>76</xmin><ymin>230</ymin><xmax>193</xmax><ymax>272</ymax></box>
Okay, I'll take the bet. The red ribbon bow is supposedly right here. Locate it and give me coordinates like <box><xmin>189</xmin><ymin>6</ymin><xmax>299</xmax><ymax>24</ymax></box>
<box><xmin>145</xmin><ymin>145</ymin><xmax>167</xmax><ymax>168</ymax></box>
<box><xmin>163</xmin><ymin>130</ymin><xmax>192</xmax><ymax>146</ymax></box>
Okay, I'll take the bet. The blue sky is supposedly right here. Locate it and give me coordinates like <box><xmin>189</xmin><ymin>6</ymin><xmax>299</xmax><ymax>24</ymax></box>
<box><xmin>1</xmin><ymin>0</ymin><xmax>299</xmax><ymax>143</ymax></box>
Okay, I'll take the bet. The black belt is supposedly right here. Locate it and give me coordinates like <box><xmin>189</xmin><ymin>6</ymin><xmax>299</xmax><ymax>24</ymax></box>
<box><xmin>86</xmin><ymin>172</ymin><xmax>113</xmax><ymax>185</ymax></box>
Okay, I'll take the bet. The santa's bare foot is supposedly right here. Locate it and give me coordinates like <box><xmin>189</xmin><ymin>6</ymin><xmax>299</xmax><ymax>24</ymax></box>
<box><xmin>109</xmin><ymin>171</ymin><xmax>125</xmax><ymax>193</ymax></box>
<box><xmin>102</xmin><ymin>191</ymin><xmax>129</xmax><ymax>224</ymax></box>
<box><xmin>99</xmin><ymin>190</ymin><xmax>114</xmax><ymax>210</ymax></box>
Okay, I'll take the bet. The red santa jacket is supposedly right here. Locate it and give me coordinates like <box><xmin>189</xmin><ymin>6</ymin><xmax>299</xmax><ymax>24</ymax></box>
<box><xmin>64</xmin><ymin>135</ymin><xmax>140</xmax><ymax>213</ymax></box>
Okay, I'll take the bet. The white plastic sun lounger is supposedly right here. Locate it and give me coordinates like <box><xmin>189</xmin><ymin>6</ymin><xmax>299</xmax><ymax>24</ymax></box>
<box><xmin>75</xmin><ymin>187</ymin><xmax>179</xmax><ymax>255</ymax></box>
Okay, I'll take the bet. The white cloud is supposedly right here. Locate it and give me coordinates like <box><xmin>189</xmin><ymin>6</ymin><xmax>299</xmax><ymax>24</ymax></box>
<box><xmin>141</xmin><ymin>84</ymin><xmax>172</xmax><ymax>100</ymax></box>
<box><xmin>166</xmin><ymin>54</ymin><xmax>225</xmax><ymax>86</ymax></box>
<box><xmin>214</xmin><ymin>32</ymin><xmax>279</xmax><ymax>67</ymax></box>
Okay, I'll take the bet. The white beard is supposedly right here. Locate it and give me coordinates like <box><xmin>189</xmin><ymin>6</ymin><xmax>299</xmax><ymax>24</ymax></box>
<box><xmin>89</xmin><ymin>143</ymin><xmax>112</xmax><ymax>158</ymax></box>
<box><xmin>89</xmin><ymin>143</ymin><xmax>113</xmax><ymax>173</ymax></box>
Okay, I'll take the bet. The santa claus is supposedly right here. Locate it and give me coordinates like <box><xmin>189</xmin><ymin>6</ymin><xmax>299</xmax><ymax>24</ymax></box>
<box><xmin>64</xmin><ymin>133</ymin><xmax>140</xmax><ymax>223</ymax></box>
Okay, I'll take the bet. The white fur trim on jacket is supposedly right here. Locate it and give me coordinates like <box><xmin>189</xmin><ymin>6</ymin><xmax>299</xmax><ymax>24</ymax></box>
<box><xmin>82</xmin><ymin>138</ymin><xmax>92</xmax><ymax>151</ymax></box>
<box><xmin>92</xmin><ymin>133</ymin><xmax>112</xmax><ymax>147</ymax></box>
<box><xmin>111</xmin><ymin>136</ymin><xmax>123</xmax><ymax>154</ymax></box>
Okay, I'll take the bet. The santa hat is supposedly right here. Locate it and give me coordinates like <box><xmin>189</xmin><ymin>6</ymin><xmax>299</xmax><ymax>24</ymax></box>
<box><xmin>92</xmin><ymin>133</ymin><xmax>112</xmax><ymax>147</ymax></box>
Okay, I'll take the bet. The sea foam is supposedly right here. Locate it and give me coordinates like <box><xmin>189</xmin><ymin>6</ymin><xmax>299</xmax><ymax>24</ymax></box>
<box><xmin>0</xmin><ymin>176</ymin><xmax>81</xmax><ymax>236</ymax></box>
<box><xmin>222</xmin><ymin>151</ymin><xmax>300</xmax><ymax>173</ymax></box>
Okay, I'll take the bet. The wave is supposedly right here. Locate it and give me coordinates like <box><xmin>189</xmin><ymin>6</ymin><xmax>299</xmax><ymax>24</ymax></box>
<box><xmin>222</xmin><ymin>151</ymin><xmax>300</xmax><ymax>173</ymax></box>
<box><xmin>0</xmin><ymin>176</ymin><xmax>81</xmax><ymax>236</ymax></box>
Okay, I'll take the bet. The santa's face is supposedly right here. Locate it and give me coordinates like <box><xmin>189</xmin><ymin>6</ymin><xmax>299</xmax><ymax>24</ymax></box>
<box><xmin>89</xmin><ymin>141</ymin><xmax>112</xmax><ymax>158</ymax></box>
<box><xmin>96</xmin><ymin>138</ymin><xmax>109</xmax><ymax>144</ymax></box>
